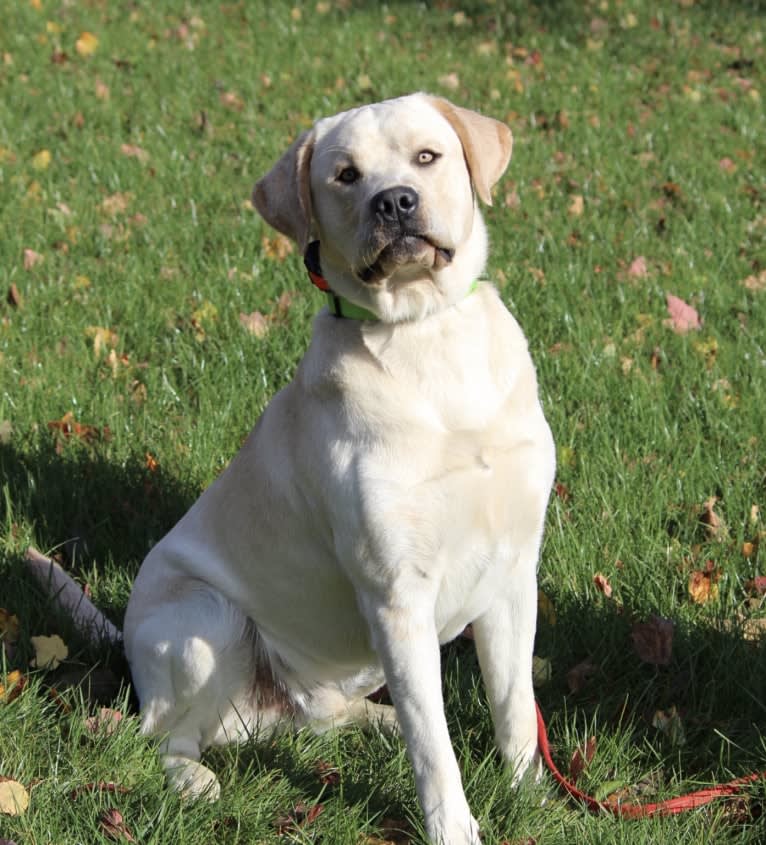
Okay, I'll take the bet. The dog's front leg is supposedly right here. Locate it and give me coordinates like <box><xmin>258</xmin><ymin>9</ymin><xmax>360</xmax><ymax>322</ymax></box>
<box><xmin>471</xmin><ymin>557</ymin><xmax>540</xmax><ymax>783</ymax></box>
<box><xmin>365</xmin><ymin>600</ymin><xmax>480</xmax><ymax>845</ymax></box>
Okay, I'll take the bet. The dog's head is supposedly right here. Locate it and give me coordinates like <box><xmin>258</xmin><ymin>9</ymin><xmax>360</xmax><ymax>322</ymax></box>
<box><xmin>253</xmin><ymin>94</ymin><xmax>512</xmax><ymax>322</ymax></box>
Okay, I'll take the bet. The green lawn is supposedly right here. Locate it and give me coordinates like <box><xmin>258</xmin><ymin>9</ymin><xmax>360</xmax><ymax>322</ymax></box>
<box><xmin>1</xmin><ymin>0</ymin><xmax>765</xmax><ymax>842</ymax></box>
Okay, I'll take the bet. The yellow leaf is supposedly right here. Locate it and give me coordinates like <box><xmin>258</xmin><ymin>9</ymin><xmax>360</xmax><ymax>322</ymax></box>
<box><xmin>31</xmin><ymin>149</ymin><xmax>51</xmax><ymax>170</ymax></box>
<box><xmin>46</xmin><ymin>20</ymin><xmax>62</xmax><ymax>33</ymax></box>
<box><xmin>239</xmin><ymin>311</ymin><xmax>269</xmax><ymax>338</ymax></box>
<box><xmin>0</xmin><ymin>609</ymin><xmax>19</xmax><ymax>644</ymax></box>
<box><xmin>0</xmin><ymin>670</ymin><xmax>26</xmax><ymax>703</ymax></box>
<box><xmin>30</xmin><ymin>634</ymin><xmax>68</xmax><ymax>669</ymax></box>
<box><xmin>75</xmin><ymin>31</ymin><xmax>99</xmax><ymax>57</ymax></box>
<box><xmin>85</xmin><ymin>325</ymin><xmax>118</xmax><ymax>358</ymax></box>
<box><xmin>0</xmin><ymin>778</ymin><xmax>30</xmax><ymax>816</ymax></box>
<box><xmin>532</xmin><ymin>655</ymin><xmax>552</xmax><ymax>687</ymax></box>
<box><xmin>568</xmin><ymin>194</ymin><xmax>584</xmax><ymax>217</ymax></box>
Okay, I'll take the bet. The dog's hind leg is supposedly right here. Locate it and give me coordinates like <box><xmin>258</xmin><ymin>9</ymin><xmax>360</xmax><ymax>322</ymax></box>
<box><xmin>125</xmin><ymin>588</ymin><xmax>287</xmax><ymax>800</ymax></box>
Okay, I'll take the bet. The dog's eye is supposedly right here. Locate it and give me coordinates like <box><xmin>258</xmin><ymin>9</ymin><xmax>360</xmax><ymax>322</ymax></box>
<box><xmin>416</xmin><ymin>150</ymin><xmax>439</xmax><ymax>166</ymax></box>
<box><xmin>337</xmin><ymin>166</ymin><xmax>361</xmax><ymax>184</ymax></box>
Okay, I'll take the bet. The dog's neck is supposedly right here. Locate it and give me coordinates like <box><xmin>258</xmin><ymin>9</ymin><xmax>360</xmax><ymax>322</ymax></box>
<box><xmin>304</xmin><ymin>240</ymin><xmax>478</xmax><ymax>322</ymax></box>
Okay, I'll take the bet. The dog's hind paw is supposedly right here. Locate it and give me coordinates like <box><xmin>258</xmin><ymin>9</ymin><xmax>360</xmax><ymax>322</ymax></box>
<box><xmin>163</xmin><ymin>754</ymin><xmax>221</xmax><ymax>801</ymax></box>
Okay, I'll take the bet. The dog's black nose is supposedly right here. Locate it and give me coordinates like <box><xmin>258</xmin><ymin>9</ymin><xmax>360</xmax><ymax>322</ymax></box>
<box><xmin>371</xmin><ymin>186</ymin><xmax>419</xmax><ymax>223</ymax></box>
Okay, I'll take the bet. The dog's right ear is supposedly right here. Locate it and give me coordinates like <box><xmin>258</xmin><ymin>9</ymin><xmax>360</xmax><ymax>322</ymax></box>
<box><xmin>252</xmin><ymin>130</ymin><xmax>315</xmax><ymax>249</ymax></box>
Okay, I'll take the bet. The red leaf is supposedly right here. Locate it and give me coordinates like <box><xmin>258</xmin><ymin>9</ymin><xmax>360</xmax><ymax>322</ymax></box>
<box><xmin>628</xmin><ymin>256</ymin><xmax>649</xmax><ymax>278</ymax></box>
<box><xmin>569</xmin><ymin>736</ymin><xmax>597</xmax><ymax>783</ymax></box>
<box><xmin>664</xmin><ymin>293</ymin><xmax>701</xmax><ymax>334</ymax></box>
<box><xmin>631</xmin><ymin>614</ymin><xmax>674</xmax><ymax>665</ymax></box>
<box><xmin>593</xmin><ymin>573</ymin><xmax>612</xmax><ymax>598</ymax></box>
<box><xmin>745</xmin><ymin>576</ymin><xmax>766</xmax><ymax>597</ymax></box>
<box><xmin>98</xmin><ymin>808</ymin><xmax>135</xmax><ymax>842</ymax></box>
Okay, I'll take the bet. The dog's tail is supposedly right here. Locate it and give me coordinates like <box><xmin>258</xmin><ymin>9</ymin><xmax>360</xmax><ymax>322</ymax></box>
<box><xmin>25</xmin><ymin>547</ymin><xmax>123</xmax><ymax>646</ymax></box>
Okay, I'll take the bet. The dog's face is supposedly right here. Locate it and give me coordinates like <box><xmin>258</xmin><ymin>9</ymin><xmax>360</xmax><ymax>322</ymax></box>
<box><xmin>254</xmin><ymin>94</ymin><xmax>512</xmax><ymax>322</ymax></box>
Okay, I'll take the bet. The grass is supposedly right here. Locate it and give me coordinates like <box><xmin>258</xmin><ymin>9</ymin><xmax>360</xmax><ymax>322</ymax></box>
<box><xmin>1</xmin><ymin>0</ymin><xmax>765</xmax><ymax>842</ymax></box>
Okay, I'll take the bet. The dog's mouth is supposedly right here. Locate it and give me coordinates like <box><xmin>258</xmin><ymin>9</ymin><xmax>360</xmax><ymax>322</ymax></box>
<box><xmin>357</xmin><ymin>235</ymin><xmax>455</xmax><ymax>283</ymax></box>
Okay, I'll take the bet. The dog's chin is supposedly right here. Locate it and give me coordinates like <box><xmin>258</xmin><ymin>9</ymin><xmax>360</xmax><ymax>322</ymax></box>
<box><xmin>357</xmin><ymin>236</ymin><xmax>454</xmax><ymax>283</ymax></box>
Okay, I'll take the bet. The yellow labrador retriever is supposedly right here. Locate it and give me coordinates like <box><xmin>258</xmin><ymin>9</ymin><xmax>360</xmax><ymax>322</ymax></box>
<box><xmin>31</xmin><ymin>94</ymin><xmax>555</xmax><ymax>845</ymax></box>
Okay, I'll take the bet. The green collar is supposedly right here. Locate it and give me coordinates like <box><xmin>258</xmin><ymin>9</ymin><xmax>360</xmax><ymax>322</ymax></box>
<box><xmin>304</xmin><ymin>240</ymin><xmax>479</xmax><ymax>322</ymax></box>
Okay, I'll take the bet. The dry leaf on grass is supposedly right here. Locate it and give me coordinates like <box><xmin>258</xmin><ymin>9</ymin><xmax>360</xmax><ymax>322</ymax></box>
<box><xmin>664</xmin><ymin>293</ymin><xmax>701</xmax><ymax>333</ymax></box>
<box><xmin>239</xmin><ymin>310</ymin><xmax>269</xmax><ymax>337</ymax></box>
<box><xmin>0</xmin><ymin>778</ymin><xmax>29</xmax><ymax>816</ymax></box>
<box><xmin>567</xmin><ymin>658</ymin><xmax>597</xmax><ymax>694</ymax></box>
<box><xmin>688</xmin><ymin>561</ymin><xmax>721</xmax><ymax>605</ymax></box>
<box><xmin>84</xmin><ymin>707</ymin><xmax>124</xmax><ymax>735</ymax></box>
<box><xmin>29</xmin><ymin>634</ymin><xmax>68</xmax><ymax>669</ymax></box>
<box><xmin>631</xmin><ymin>614</ymin><xmax>673</xmax><ymax>665</ymax></box>
<box><xmin>569</xmin><ymin>736</ymin><xmax>597</xmax><ymax>783</ymax></box>
<box><xmin>0</xmin><ymin>671</ymin><xmax>26</xmax><ymax>704</ymax></box>
<box><xmin>593</xmin><ymin>573</ymin><xmax>613</xmax><ymax>598</ymax></box>
<box><xmin>99</xmin><ymin>808</ymin><xmax>136</xmax><ymax>842</ymax></box>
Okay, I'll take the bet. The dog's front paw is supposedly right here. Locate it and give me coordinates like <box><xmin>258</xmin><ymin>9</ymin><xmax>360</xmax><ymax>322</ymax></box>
<box><xmin>426</xmin><ymin>807</ymin><xmax>481</xmax><ymax>845</ymax></box>
<box><xmin>163</xmin><ymin>754</ymin><xmax>221</xmax><ymax>801</ymax></box>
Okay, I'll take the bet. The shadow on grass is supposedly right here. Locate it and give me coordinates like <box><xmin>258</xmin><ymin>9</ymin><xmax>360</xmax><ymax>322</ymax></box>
<box><xmin>1</xmin><ymin>439</ymin><xmax>197</xmax><ymax>575</ymax></box>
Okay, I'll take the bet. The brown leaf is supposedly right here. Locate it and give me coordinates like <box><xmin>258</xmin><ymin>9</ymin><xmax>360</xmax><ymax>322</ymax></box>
<box><xmin>84</xmin><ymin>707</ymin><xmax>124</xmax><ymax>736</ymax></box>
<box><xmin>593</xmin><ymin>573</ymin><xmax>612</xmax><ymax>598</ymax></box>
<box><xmin>745</xmin><ymin>576</ymin><xmax>766</xmax><ymax>596</ymax></box>
<box><xmin>688</xmin><ymin>563</ymin><xmax>721</xmax><ymax>604</ymax></box>
<box><xmin>274</xmin><ymin>802</ymin><xmax>324</xmax><ymax>833</ymax></box>
<box><xmin>47</xmin><ymin>412</ymin><xmax>111</xmax><ymax>445</ymax></box>
<box><xmin>568</xmin><ymin>194</ymin><xmax>584</xmax><ymax>217</ymax></box>
<box><xmin>314</xmin><ymin>759</ymin><xmax>340</xmax><ymax>786</ymax></box>
<box><xmin>261</xmin><ymin>233</ymin><xmax>294</xmax><ymax>261</ymax></box>
<box><xmin>567</xmin><ymin>658</ymin><xmax>597</xmax><ymax>694</ymax></box>
<box><xmin>120</xmin><ymin>143</ymin><xmax>149</xmax><ymax>163</ymax></box>
<box><xmin>99</xmin><ymin>808</ymin><xmax>136</xmax><ymax>842</ymax></box>
<box><xmin>219</xmin><ymin>90</ymin><xmax>244</xmax><ymax>111</ymax></box>
<box><xmin>700</xmin><ymin>495</ymin><xmax>728</xmax><ymax>540</ymax></box>
<box><xmin>741</xmin><ymin>270</ymin><xmax>766</xmax><ymax>292</ymax></box>
<box><xmin>23</xmin><ymin>249</ymin><xmax>44</xmax><ymax>270</ymax></box>
<box><xmin>569</xmin><ymin>736</ymin><xmax>596</xmax><ymax>783</ymax></box>
<box><xmin>6</xmin><ymin>284</ymin><xmax>22</xmax><ymax>308</ymax></box>
<box><xmin>239</xmin><ymin>311</ymin><xmax>269</xmax><ymax>338</ymax></box>
<box><xmin>664</xmin><ymin>293</ymin><xmax>701</xmax><ymax>333</ymax></box>
<box><xmin>631</xmin><ymin>614</ymin><xmax>673</xmax><ymax>665</ymax></box>
<box><xmin>628</xmin><ymin>256</ymin><xmax>649</xmax><ymax>278</ymax></box>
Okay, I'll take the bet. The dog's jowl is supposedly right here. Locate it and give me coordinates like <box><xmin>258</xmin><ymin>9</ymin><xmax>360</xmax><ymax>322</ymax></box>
<box><xmin>122</xmin><ymin>93</ymin><xmax>555</xmax><ymax>845</ymax></box>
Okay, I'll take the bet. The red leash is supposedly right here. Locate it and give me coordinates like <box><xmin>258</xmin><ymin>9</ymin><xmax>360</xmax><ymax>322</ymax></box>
<box><xmin>536</xmin><ymin>703</ymin><xmax>766</xmax><ymax>816</ymax></box>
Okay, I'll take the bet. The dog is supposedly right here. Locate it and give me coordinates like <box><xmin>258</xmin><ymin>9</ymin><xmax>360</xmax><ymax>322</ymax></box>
<box><xmin>29</xmin><ymin>93</ymin><xmax>555</xmax><ymax>845</ymax></box>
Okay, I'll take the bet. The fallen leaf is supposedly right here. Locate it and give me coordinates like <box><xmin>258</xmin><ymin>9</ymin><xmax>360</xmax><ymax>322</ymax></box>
<box><xmin>31</xmin><ymin>149</ymin><xmax>51</xmax><ymax>170</ymax></box>
<box><xmin>569</xmin><ymin>736</ymin><xmax>596</xmax><ymax>783</ymax></box>
<box><xmin>120</xmin><ymin>143</ymin><xmax>149</xmax><ymax>163</ymax></box>
<box><xmin>261</xmin><ymin>233</ymin><xmax>293</xmax><ymax>261</ymax></box>
<box><xmin>84</xmin><ymin>708</ymin><xmax>124</xmax><ymax>736</ymax></box>
<box><xmin>85</xmin><ymin>325</ymin><xmax>119</xmax><ymax>358</ymax></box>
<box><xmin>628</xmin><ymin>256</ymin><xmax>649</xmax><ymax>278</ymax></box>
<box><xmin>664</xmin><ymin>293</ymin><xmax>701</xmax><ymax>333</ymax></box>
<box><xmin>0</xmin><ymin>779</ymin><xmax>29</xmax><ymax>816</ymax></box>
<box><xmin>593</xmin><ymin>573</ymin><xmax>612</xmax><ymax>598</ymax></box>
<box><xmin>219</xmin><ymin>90</ymin><xmax>244</xmax><ymax>111</ymax></box>
<box><xmin>0</xmin><ymin>671</ymin><xmax>26</xmax><ymax>704</ymax></box>
<box><xmin>438</xmin><ymin>72</ymin><xmax>460</xmax><ymax>90</ymax></box>
<box><xmin>29</xmin><ymin>634</ymin><xmax>68</xmax><ymax>670</ymax></box>
<box><xmin>239</xmin><ymin>310</ymin><xmax>269</xmax><ymax>337</ymax></box>
<box><xmin>47</xmin><ymin>412</ymin><xmax>111</xmax><ymax>445</ymax></box>
<box><xmin>101</xmin><ymin>192</ymin><xmax>132</xmax><ymax>217</ymax></box>
<box><xmin>7</xmin><ymin>284</ymin><xmax>22</xmax><ymax>308</ymax></box>
<box><xmin>99</xmin><ymin>808</ymin><xmax>136</xmax><ymax>842</ymax></box>
<box><xmin>652</xmin><ymin>705</ymin><xmax>685</xmax><ymax>745</ymax></box>
<box><xmin>700</xmin><ymin>495</ymin><xmax>728</xmax><ymax>540</ymax></box>
<box><xmin>568</xmin><ymin>194</ymin><xmax>584</xmax><ymax>217</ymax></box>
<box><xmin>23</xmin><ymin>249</ymin><xmax>44</xmax><ymax>270</ymax></box>
<box><xmin>567</xmin><ymin>658</ymin><xmax>597</xmax><ymax>694</ymax></box>
<box><xmin>741</xmin><ymin>270</ymin><xmax>766</xmax><ymax>292</ymax></box>
<box><xmin>314</xmin><ymin>759</ymin><xmax>340</xmax><ymax>786</ymax></box>
<box><xmin>532</xmin><ymin>655</ymin><xmax>552</xmax><ymax>687</ymax></box>
<box><xmin>631</xmin><ymin>614</ymin><xmax>673</xmax><ymax>665</ymax></box>
<box><xmin>274</xmin><ymin>802</ymin><xmax>324</xmax><ymax>834</ymax></box>
<box><xmin>688</xmin><ymin>563</ymin><xmax>721</xmax><ymax>604</ymax></box>
<box><xmin>0</xmin><ymin>421</ymin><xmax>11</xmax><ymax>445</ymax></box>
<box><xmin>75</xmin><ymin>31</ymin><xmax>99</xmax><ymax>57</ymax></box>
<box><xmin>745</xmin><ymin>576</ymin><xmax>766</xmax><ymax>596</ymax></box>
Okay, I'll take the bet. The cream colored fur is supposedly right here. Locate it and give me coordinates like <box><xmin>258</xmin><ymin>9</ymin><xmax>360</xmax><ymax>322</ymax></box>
<box><xmin>33</xmin><ymin>94</ymin><xmax>555</xmax><ymax>845</ymax></box>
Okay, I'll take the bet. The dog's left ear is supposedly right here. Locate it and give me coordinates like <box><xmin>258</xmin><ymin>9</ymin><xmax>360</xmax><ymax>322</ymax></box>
<box><xmin>252</xmin><ymin>130</ymin><xmax>315</xmax><ymax>249</ymax></box>
<box><xmin>428</xmin><ymin>97</ymin><xmax>513</xmax><ymax>206</ymax></box>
